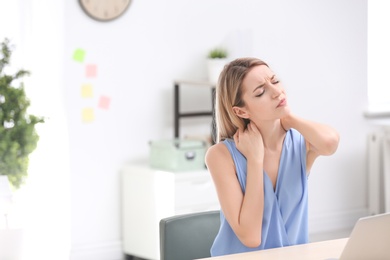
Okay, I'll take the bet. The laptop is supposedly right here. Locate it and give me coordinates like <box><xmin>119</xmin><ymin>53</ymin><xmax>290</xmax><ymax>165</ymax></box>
<box><xmin>328</xmin><ymin>212</ymin><xmax>390</xmax><ymax>260</ymax></box>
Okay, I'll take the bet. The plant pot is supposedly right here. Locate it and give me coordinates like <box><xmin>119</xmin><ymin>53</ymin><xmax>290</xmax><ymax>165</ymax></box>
<box><xmin>207</xmin><ymin>58</ymin><xmax>227</xmax><ymax>84</ymax></box>
<box><xmin>0</xmin><ymin>228</ymin><xmax>25</xmax><ymax>259</ymax></box>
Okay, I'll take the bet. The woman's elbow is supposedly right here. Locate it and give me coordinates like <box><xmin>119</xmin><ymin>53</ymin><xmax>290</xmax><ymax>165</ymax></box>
<box><xmin>324</xmin><ymin>132</ymin><xmax>340</xmax><ymax>155</ymax></box>
<box><xmin>240</xmin><ymin>236</ymin><xmax>262</xmax><ymax>248</ymax></box>
<box><xmin>234</xmin><ymin>222</ymin><xmax>263</xmax><ymax>248</ymax></box>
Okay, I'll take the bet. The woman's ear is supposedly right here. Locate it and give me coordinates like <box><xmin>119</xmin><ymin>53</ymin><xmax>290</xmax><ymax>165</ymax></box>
<box><xmin>232</xmin><ymin>106</ymin><xmax>249</xmax><ymax>119</ymax></box>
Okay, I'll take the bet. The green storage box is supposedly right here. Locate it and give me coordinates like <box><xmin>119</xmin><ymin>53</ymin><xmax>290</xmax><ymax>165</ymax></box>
<box><xmin>149</xmin><ymin>139</ymin><xmax>207</xmax><ymax>171</ymax></box>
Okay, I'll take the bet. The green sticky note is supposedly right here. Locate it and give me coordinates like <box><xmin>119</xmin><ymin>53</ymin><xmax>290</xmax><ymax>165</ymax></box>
<box><xmin>73</xmin><ymin>48</ymin><xmax>86</xmax><ymax>62</ymax></box>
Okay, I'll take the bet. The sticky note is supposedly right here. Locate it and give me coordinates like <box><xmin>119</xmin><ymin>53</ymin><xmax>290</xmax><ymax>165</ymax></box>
<box><xmin>81</xmin><ymin>84</ymin><xmax>93</xmax><ymax>98</ymax></box>
<box><xmin>98</xmin><ymin>95</ymin><xmax>111</xmax><ymax>109</ymax></box>
<box><xmin>86</xmin><ymin>64</ymin><xmax>97</xmax><ymax>78</ymax></box>
<box><xmin>73</xmin><ymin>49</ymin><xmax>86</xmax><ymax>62</ymax></box>
<box><xmin>82</xmin><ymin>108</ymin><xmax>94</xmax><ymax>123</ymax></box>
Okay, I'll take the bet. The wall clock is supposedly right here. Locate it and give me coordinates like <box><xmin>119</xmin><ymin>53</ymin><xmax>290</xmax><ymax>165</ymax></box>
<box><xmin>79</xmin><ymin>0</ymin><xmax>132</xmax><ymax>22</ymax></box>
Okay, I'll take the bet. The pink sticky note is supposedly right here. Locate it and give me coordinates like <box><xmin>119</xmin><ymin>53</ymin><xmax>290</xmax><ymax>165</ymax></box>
<box><xmin>98</xmin><ymin>95</ymin><xmax>111</xmax><ymax>110</ymax></box>
<box><xmin>85</xmin><ymin>64</ymin><xmax>97</xmax><ymax>78</ymax></box>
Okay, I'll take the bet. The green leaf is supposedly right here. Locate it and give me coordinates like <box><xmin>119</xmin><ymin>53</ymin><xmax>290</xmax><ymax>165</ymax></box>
<box><xmin>0</xmin><ymin>38</ymin><xmax>44</xmax><ymax>189</ymax></box>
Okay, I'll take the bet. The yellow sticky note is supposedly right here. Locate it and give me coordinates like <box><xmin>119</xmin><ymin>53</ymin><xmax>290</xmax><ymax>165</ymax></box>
<box><xmin>81</xmin><ymin>84</ymin><xmax>93</xmax><ymax>98</ymax></box>
<box><xmin>82</xmin><ymin>108</ymin><xmax>94</xmax><ymax>123</ymax></box>
<box><xmin>73</xmin><ymin>48</ymin><xmax>86</xmax><ymax>62</ymax></box>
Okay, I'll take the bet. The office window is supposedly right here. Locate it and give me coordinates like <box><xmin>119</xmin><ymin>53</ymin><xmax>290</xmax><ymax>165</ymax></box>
<box><xmin>0</xmin><ymin>1</ymin><xmax>22</xmax><ymax>66</ymax></box>
<box><xmin>367</xmin><ymin>0</ymin><xmax>390</xmax><ymax>116</ymax></box>
<box><xmin>0</xmin><ymin>1</ymin><xmax>70</xmax><ymax>257</ymax></box>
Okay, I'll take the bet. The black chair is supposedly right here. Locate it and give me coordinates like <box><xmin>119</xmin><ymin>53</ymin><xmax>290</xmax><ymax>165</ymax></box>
<box><xmin>159</xmin><ymin>210</ymin><xmax>220</xmax><ymax>260</ymax></box>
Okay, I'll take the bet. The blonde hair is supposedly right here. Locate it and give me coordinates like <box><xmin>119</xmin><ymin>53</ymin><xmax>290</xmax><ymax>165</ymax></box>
<box><xmin>214</xmin><ymin>57</ymin><xmax>268</xmax><ymax>143</ymax></box>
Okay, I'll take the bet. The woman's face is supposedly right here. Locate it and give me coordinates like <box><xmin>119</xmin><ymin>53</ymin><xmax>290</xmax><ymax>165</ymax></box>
<box><xmin>235</xmin><ymin>65</ymin><xmax>290</xmax><ymax>122</ymax></box>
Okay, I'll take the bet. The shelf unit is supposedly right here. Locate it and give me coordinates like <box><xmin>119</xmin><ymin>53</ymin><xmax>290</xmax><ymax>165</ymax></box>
<box><xmin>173</xmin><ymin>80</ymin><xmax>216</xmax><ymax>143</ymax></box>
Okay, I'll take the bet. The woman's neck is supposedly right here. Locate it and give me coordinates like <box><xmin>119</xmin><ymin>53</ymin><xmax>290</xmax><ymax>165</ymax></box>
<box><xmin>254</xmin><ymin>119</ymin><xmax>286</xmax><ymax>151</ymax></box>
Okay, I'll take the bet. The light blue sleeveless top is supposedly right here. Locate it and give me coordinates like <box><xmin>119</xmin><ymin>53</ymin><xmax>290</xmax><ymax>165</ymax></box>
<box><xmin>210</xmin><ymin>129</ymin><xmax>308</xmax><ymax>256</ymax></box>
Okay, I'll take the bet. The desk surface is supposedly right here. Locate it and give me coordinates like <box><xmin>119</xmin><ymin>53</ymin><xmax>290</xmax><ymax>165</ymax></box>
<box><xmin>197</xmin><ymin>238</ymin><xmax>348</xmax><ymax>260</ymax></box>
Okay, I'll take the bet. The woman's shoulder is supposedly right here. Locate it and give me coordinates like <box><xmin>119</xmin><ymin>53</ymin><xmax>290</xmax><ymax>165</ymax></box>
<box><xmin>206</xmin><ymin>141</ymin><xmax>228</xmax><ymax>158</ymax></box>
<box><xmin>287</xmin><ymin>128</ymin><xmax>305</xmax><ymax>142</ymax></box>
<box><xmin>288</xmin><ymin>128</ymin><xmax>301</xmax><ymax>136</ymax></box>
<box><xmin>205</xmin><ymin>141</ymin><xmax>232</xmax><ymax>165</ymax></box>
<box><xmin>205</xmin><ymin>141</ymin><xmax>236</xmax><ymax>178</ymax></box>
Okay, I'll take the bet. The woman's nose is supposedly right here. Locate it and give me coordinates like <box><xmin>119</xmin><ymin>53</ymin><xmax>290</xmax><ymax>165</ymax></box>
<box><xmin>269</xmin><ymin>83</ymin><xmax>282</xmax><ymax>98</ymax></box>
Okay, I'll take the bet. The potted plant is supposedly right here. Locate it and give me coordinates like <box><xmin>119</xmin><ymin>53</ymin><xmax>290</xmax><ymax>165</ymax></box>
<box><xmin>0</xmin><ymin>38</ymin><xmax>44</xmax><ymax>190</ymax></box>
<box><xmin>207</xmin><ymin>47</ymin><xmax>228</xmax><ymax>84</ymax></box>
<box><xmin>0</xmin><ymin>175</ymin><xmax>25</xmax><ymax>260</ymax></box>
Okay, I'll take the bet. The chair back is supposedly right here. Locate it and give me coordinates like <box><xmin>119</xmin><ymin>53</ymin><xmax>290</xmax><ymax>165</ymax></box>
<box><xmin>159</xmin><ymin>210</ymin><xmax>220</xmax><ymax>260</ymax></box>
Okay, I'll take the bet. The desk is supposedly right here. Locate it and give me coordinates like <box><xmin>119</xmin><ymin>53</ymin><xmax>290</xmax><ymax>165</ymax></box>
<box><xmin>197</xmin><ymin>238</ymin><xmax>348</xmax><ymax>260</ymax></box>
<box><xmin>122</xmin><ymin>164</ymin><xmax>219</xmax><ymax>259</ymax></box>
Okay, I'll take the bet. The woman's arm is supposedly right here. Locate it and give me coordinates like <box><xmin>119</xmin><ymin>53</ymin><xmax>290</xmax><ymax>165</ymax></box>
<box><xmin>205</xmin><ymin>122</ymin><xmax>265</xmax><ymax>247</ymax></box>
<box><xmin>281</xmin><ymin>113</ymin><xmax>340</xmax><ymax>171</ymax></box>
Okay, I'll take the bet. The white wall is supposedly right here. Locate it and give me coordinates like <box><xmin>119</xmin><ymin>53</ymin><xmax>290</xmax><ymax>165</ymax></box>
<box><xmin>59</xmin><ymin>0</ymin><xmax>370</xmax><ymax>259</ymax></box>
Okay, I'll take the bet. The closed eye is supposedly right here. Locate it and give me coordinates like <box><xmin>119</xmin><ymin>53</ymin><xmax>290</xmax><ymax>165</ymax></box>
<box><xmin>255</xmin><ymin>90</ymin><xmax>265</xmax><ymax>97</ymax></box>
<box><xmin>271</xmin><ymin>75</ymin><xmax>280</xmax><ymax>84</ymax></box>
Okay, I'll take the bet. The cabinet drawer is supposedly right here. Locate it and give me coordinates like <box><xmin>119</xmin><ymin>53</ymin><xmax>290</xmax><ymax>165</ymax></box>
<box><xmin>174</xmin><ymin>175</ymin><xmax>219</xmax><ymax>210</ymax></box>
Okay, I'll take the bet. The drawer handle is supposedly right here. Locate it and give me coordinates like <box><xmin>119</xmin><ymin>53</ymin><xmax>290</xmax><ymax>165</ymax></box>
<box><xmin>185</xmin><ymin>151</ymin><xmax>196</xmax><ymax>160</ymax></box>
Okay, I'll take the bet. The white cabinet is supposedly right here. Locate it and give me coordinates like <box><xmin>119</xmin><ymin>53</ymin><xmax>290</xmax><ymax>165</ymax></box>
<box><xmin>121</xmin><ymin>164</ymin><xmax>219</xmax><ymax>260</ymax></box>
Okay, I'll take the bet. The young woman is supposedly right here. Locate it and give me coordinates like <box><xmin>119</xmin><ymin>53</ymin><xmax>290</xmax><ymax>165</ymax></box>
<box><xmin>205</xmin><ymin>57</ymin><xmax>339</xmax><ymax>256</ymax></box>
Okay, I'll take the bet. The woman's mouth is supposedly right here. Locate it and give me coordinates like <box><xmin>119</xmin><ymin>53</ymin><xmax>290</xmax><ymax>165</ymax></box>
<box><xmin>277</xmin><ymin>98</ymin><xmax>287</xmax><ymax>107</ymax></box>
